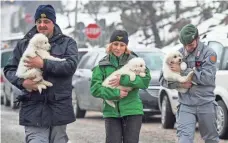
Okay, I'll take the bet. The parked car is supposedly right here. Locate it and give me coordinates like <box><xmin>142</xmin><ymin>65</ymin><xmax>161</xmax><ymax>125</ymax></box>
<box><xmin>1</xmin><ymin>48</ymin><xmax>13</xmax><ymax>105</ymax></box>
<box><xmin>78</xmin><ymin>48</ymin><xmax>91</xmax><ymax>62</ymax></box>
<box><xmin>1</xmin><ymin>48</ymin><xmax>23</xmax><ymax>109</ymax></box>
<box><xmin>1</xmin><ymin>34</ymin><xmax>24</xmax><ymax>109</ymax></box>
<box><xmin>159</xmin><ymin>32</ymin><xmax>228</xmax><ymax>139</ymax></box>
<box><xmin>72</xmin><ymin>47</ymin><xmax>164</xmax><ymax>118</ymax></box>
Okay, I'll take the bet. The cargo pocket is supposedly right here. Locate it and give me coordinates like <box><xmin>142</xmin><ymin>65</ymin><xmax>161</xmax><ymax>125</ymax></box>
<box><xmin>175</xmin><ymin>104</ymin><xmax>181</xmax><ymax>123</ymax></box>
<box><xmin>213</xmin><ymin>101</ymin><xmax>219</xmax><ymax>130</ymax></box>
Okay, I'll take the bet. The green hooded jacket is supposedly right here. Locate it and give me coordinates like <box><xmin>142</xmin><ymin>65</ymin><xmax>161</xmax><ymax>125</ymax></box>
<box><xmin>90</xmin><ymin>53</ymin><xmax>151</xmax><ymax>118</ymax></box>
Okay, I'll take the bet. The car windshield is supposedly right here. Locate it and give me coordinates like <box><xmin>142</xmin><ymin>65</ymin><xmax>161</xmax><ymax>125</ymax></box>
<box><xmin>136</xmin><ymin>51</ymin><xmax>164</xmax><ymax>71</ymax></box>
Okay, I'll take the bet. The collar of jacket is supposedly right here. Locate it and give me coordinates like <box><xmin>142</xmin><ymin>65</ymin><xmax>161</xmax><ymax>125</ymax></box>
<box><xmin>184</xmin><ymin>41</ymin><xmax>204</xmax><ymax>58</ymax></box>
<box><xmin>99</xmin><ymin>53</ymin><xmax>136</xmax><ymax>67</ymax></box>
<box><xmin>23</xmin><ymin>24</ymin><xmax>64</xmax><ymax>44</ymax></box>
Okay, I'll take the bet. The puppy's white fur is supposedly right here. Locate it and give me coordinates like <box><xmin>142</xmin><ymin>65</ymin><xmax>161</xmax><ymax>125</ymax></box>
<box><xmin>102</xmin><ymin>57</ymin><xmax>146</xmax><ymax>107</ymax></box>
<box><xmin>16</xmin><ymin>33</ymin><xmax>66</xmax><ymax>93</ymax></box>
<box><xmin>162</xmin><ymin>51</ymin><xmax>194</xmax><ymax>93</ymax></box>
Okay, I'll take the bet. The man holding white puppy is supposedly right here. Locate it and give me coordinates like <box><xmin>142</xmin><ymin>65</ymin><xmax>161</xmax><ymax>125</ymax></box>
<box><xmin>159</xmin><ymin>24</ymin><xmax>219</xmax><ymax>143</ymax></box>
<box><xmin>4</xmin><ymin>5</ymin><xmax>78</xmax><ymax>143</ymax></box>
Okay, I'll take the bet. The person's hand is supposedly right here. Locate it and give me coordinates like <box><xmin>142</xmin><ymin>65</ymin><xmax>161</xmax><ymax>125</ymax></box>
<box><xmin>24</xmin><ymin>56</ymin><xmax>44</xmax><ymax>69</ymax></box>
<box><xmin>120</xmin><ymin>89</ymin><xmax>128</xmax><ymax>99</ymax></box>
<box><xmin>170</xmin><ymin>63</ymin><xmax>181</xmax><ymax>72</ymax></box>
<box><xmin>22</xmin><ymin>78</ymin><xmax>38</xmax><ymax>91</ymax></box>
<box><xmin>179</xmin><ymin>82</ymin><xmax>192</xmax><ymax>89</ymax></box>
<box><xmin>108</xmin><ymin>74</ymin><xmax>121</xmax><ymax>87</ymax></box>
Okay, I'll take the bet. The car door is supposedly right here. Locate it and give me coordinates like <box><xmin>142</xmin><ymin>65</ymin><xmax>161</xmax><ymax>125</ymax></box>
<box><xmin>207</xmin><ymin>41</ymin><xmax>228</xmax><ymax>85</ymax></box>
<box><xmin>87</xmin><ymin>52</ymin><xmax>106</xmax><ymax>111</ymax></box>
<box><xmin>74</xmin><ymin>52</ymin><xmax>99</xmax><ymax>110</ymax></box>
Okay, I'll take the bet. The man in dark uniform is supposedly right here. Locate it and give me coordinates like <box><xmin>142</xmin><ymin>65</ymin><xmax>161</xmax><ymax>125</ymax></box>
<box><xmin>4</xmin><ymin>5</ymin><xmax>78</xmax><ymax>143</ymax></box>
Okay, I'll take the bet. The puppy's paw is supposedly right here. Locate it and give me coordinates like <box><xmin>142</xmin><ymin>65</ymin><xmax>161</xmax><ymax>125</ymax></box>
<box><xmin>45</xmin><ymin>81</ymin><xmax>53</xmax><ymax>87</ymax></box>
<box><xmin>59</xmin><ymin>58</ymin><xmax>66</xmax><ymax>61</ymax></box>
<box><xmin>129</xmin><ymin>74</ymin><xmax>136</xmax><ymax>81</ymax></box>
<box><xmin>139</xmin><ymin>72</ymin><xmax>146</xmax><ymax>77</ymax></box>
<box><xmin>41</xmin><ymin>80</ymin><xmax>53</xmax><ymax>87</ymax></box>
<box><xmin>186</xmin><ymin>71</ymin><xmax>194</xmax><ymax>81</ymax></box>
<box><xmin>26</xmin><ymin>89</ymin><xmax>32</xmax><ymax>92</ymax></box>
<box><xmin>178</xmin><ymin>77</ymin><xmax>188</xmax><ymax>83</ymax></box>
<box><xmin>105</xmin><ymin>100</ymin><xmax>115</xmax><ymax>108</ymax></box>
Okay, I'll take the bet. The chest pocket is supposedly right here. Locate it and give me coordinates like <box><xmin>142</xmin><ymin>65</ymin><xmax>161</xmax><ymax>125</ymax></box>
<box><xmin>183</xmin><ymin>56</ymin><xmax>203</xmax><ymax>69</ymax></box>
<box><xmin>186</xmin><ymin>61</ymin><xmax>196</xmax><ymax>69</ymax></box>
<box><xmin>50</xmin><ymin>43</ymin><xmax>66</xmax><ymax>58</ymax></box>
<box><xmin>183</xmin><ymin>57</ymin><xmax>195</xmax><ymax>69</ymax></box>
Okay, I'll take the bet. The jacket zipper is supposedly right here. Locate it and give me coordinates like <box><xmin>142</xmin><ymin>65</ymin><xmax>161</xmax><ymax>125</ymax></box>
<box><xmin>116</xmin><ymin>101</ymin><xmax>120</xmax><ymax>117</ymax></box>
<box><xmin>116</xmin><ymin>63</ymin><xmax>121</xmax><ymax>117</ymax></box>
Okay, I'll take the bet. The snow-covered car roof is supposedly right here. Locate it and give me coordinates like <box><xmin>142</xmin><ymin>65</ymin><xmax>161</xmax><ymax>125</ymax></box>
<box><xmin>201</xmin><ymin>28</ymin><xmax>228</xmax><ymax>47</ymax></box>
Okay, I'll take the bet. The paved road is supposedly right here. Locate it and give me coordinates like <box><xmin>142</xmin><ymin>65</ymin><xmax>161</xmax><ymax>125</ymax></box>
<box><xmin>1</xmin><ymin>106</ymin><xmax>228</xmax><ymax>143</ymax></box>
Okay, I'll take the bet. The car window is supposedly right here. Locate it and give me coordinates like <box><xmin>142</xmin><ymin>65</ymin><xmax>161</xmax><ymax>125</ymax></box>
<box><xmin>220</xmin><ymin>48</ymin><xmax>228</xmax><ymax>70</ymax></box>
<box><xmin>77</xmin><ymin>54</ymin><xmax>90</xmax><ymax>69</ymax></box>
<box><xmin>78</xmin><ymin>51</ymin><xmax>88</xmax><ymax>61</ymax></box>
<box><xmin>136</xmin><ymin>52</ymin><xmax>164</xmax><ymax>71</ymax></box>
<box><xmin>78</xmin><ymin>52</ymin><xmax>98</xmax><ymax>69</ymax></box>
<box><xmin>94</xmin><ymin>52</ymin><xmax>106</xmax><ymax>66</ymax></box>
<box><xmin>1</xmin><ymin>51</ymin><xmax>12</xmax><ymax>68</ymax></box>
<box><xmin>208</xmin><ymin>41</ymin><xmax>224</xmax><ymax>69</ymax></box>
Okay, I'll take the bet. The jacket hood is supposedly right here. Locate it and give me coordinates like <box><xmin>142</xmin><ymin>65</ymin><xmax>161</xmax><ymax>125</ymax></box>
<box><xmin>99</xmin><ymin>53</ymin><xmax>136</xmax><ymax>67</ymax></box>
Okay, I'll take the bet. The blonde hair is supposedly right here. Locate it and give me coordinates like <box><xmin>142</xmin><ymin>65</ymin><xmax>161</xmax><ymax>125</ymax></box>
<box><xmin>105</xmin><ymin>42</ymin><xmax>131</xmax><ymax>54</ymax></box>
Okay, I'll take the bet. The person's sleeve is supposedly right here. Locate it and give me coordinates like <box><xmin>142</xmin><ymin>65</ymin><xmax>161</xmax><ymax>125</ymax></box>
<box><xmin>90</xmin><ymin>66</ymin><xmax>120</xmax><ymax>100</ymax></box>
<box><xmin>192</xmin><ymin>51</ymin><xmax>217</xmax><ymax>86</ymax></box>
<box><xmin>3</xmin><ymin>42</ymin><xmax>25</xmax><ymax>90</ymax></box>
<box><xmin>119</xmin><ymin>67</ymin><xmax>151</xmax><ymax>89</ymax></box>
<box><xmin>159</xmin><ymin>71</ymin><xmax>180</xmax><ymax>89</ymax></box>
<box><xmin>42</xmin><ymin>39</ymin><xmax>78</xmax><ymax>76</ymax></box>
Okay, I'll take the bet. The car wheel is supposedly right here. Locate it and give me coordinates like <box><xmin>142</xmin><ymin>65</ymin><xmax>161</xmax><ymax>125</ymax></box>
<box><xmin>216</xmin><ymin>100</ymin><xmax>228</xmax><ymax>139</ymax></box>
<box><xmin>10</xmin><ymin>91</ymin><xmax>18</xmax><ymax>109</ymax></box>
<box><xmin>72</xmin><ymin>89</ymin><xmax>86</xmax><ymax>118</ymax></box>
<box><xmin>161</xmin><ymin>95</ymin><xmax>175</xmax><ymax>129</ymax></box>
<box><xmin>3</xmin><ymin>94</ymin><xmax>10</xmax><ymax>106</ymax></box>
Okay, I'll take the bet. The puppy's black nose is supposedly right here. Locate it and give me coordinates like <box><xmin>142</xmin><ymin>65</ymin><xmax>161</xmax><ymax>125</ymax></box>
<box><xmin>179</xmin><ymin>59</ymin><xmax>181</xmax><ymax>62</ymax></box>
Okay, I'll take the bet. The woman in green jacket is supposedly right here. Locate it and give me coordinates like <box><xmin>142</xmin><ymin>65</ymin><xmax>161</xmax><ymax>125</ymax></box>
<box><xmin>90</xmin><ymin>30</ymin><xmax>151</xmax><ymax>143</ymax></box>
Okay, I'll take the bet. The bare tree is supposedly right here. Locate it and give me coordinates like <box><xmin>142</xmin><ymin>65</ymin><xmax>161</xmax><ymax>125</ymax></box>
<box><xmin>174</xmin><ymin>1</ymin><xmax>181</xmax><ymax>19</ymax></box>
<box><xmin>83</xmin><ymin>1</ymin><xmax>104</xmax><ymax>22</ymax></box>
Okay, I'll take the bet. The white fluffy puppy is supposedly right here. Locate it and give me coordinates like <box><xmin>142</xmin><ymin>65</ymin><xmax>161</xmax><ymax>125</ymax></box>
<box><xmin>102</xmin><ymin>57</ymin><xmax>146</xmax><ymax>107</ymax></box>
<box><xmin>16</xmin><ymin>33</ymin><xmax>66</xmax><ymax>93</ymax></box>
<box><xmin>162</xmin><ymin>50</ymin><xmax>194</xmax><ymax>93</ymax></box>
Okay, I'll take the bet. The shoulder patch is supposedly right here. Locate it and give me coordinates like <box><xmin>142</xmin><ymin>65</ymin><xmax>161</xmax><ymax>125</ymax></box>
<box><xmin>209</xmin><ymin>55</ymin><xmax>217</xmax><ymax>64</ymax></box>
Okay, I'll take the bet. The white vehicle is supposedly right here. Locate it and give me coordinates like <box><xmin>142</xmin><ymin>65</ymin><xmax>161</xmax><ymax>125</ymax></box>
<box><xmin>159</xmin><ymin>32</ymin><xmax>228</xmax><ymax>139</ymax></box>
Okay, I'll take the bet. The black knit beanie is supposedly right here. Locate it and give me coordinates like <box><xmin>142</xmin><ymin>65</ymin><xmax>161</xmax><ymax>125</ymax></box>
<box><xmin>109</xmin><ymin>30</ymin><xmax>129</xmax><ymax>45</ymax></box>
<box><xmin>34</xmin><ymin>5</ymin><xmax>56</xmax><ymax>24</ymax></box>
